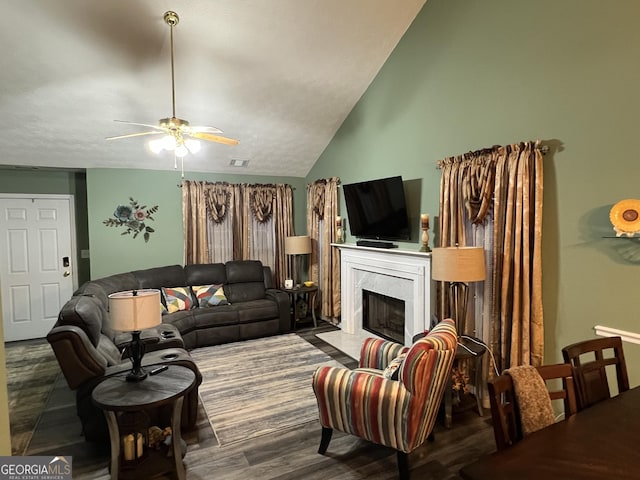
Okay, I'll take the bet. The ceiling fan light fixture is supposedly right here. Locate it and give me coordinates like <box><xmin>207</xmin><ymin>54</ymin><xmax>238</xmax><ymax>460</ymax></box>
<box><xmin>107</xmin><ymin>10</ymin><xmax>239</xmax><ymax>165</ymax></box>
<box><xmin>148</xmin><ymin>138</ymin><xmax>164</xmax><ymax>154</ymax></box>
<box><xmin>175</xmin><ymin>144</ymin><xmax>189</xmax><ymax>158</ymax></box>
<box><xmin>162</xmin><ymin>135</ymin><xmax>177</xmax><ymax>151</ymax></box>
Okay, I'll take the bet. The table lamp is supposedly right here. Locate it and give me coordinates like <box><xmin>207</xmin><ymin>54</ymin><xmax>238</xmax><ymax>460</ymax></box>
<box><xmin>431</xmin><ymin>246</ymin><xmax>486</xmax><ymax>335</ymax></box>
<box><xmin>285</xmin><ymin>235</ymin><xmax>312</xmax><ymax>287</ymax></box>
<box><xmin>108</xmin><ymin>289</ymin><xmax>162</xmax><ymax>382</ymax></box>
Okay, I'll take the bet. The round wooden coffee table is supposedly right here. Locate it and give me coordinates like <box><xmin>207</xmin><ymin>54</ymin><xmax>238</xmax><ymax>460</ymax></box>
<box><xmin>92</xmin><ymin>365</ymin><xmax>196</xmax><ymax>480</ymax></box>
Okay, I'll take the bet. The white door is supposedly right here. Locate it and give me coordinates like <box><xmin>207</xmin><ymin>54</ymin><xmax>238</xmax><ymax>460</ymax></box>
<box><xmin>0</xmin><ymin>195</ymin><xmax>76</xmax><ymax>341</ymax></box>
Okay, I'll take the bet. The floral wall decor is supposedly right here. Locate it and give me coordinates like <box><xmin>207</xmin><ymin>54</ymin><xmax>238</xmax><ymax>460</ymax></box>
<box><xmin>103</xmin><ymin>197</ymin><xmax>159</xmax><ymax>242</ymax></box>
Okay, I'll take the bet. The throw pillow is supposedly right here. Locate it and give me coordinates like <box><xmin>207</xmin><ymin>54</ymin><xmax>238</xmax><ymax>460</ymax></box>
<box><xmin>161</xmin><ymin>286</ymin><xmax>195</xmax><ymax>313</ymax></box>
<box><xmin>192</xmin><ymin>284</ymin><xmax>229</xmax><ymax>307</ymax></box>
<box><xmin>383</xmin><ymin>352</ymin><xmax>407</xmax><ymax>381</ymax></box>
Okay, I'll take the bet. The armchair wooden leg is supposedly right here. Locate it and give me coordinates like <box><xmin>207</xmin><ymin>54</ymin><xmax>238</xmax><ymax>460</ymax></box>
<box><xmin>397</xmin><ymin>451</ymin><xmax>410</xmax><ymax>480</ymax></box>
<box><xmin>318</xmin><ymin>427</ymin><xmax>333</xmax><ymax>454</ymax></box>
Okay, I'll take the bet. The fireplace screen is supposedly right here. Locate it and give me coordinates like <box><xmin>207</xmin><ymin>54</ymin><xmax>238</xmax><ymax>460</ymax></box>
<box><xmin>362</xmin><ymin>289</ymin><xmax>405</xmax><ymax>344</ymax></box>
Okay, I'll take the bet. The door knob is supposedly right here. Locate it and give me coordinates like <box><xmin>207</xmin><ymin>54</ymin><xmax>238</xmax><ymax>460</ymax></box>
<box><xmin>63</xmin><ymin>271</ymin><xmax>71</xmax><ymax>277</ymax></box>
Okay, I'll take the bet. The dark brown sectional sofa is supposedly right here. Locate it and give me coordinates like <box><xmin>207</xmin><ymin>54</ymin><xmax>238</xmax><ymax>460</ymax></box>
<box><xmin>47</xmin><ymin>260</ymin><xmax>290</xmax><ymax>441</ymax></box>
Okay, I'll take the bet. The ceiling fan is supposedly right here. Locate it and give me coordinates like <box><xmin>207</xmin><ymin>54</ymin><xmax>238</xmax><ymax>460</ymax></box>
<box><xmin>106</xmin><ymin>11</ymin><xmax>238</xmax><ymax>159</ymax></box>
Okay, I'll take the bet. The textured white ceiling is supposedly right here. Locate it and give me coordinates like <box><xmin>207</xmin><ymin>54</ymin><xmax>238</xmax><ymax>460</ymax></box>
<box><xmin>0</xmin><ymin>1</ymin><xmax>425</xmax><ymax>177</ymax></box>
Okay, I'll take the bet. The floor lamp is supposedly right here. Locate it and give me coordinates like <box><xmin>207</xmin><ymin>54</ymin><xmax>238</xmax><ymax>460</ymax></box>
<box><xmin>285</xmin><ymin>235</ymin><xmax>312</xmax><ymax>287</ymax></box>
<box><xmin>108</xmin><ymin>289</ymin><xmax>162</xmax><ymax>382</ymax></box>
<box><xmin>431</xmin><ymin>246</ymin><xmax>486</xmax><ymax>336</ymax></box>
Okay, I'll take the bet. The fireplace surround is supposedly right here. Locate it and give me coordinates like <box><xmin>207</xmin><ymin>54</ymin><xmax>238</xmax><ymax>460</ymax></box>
<box><xmin>317</xmin><ymin>244</ymin><xmax>434</xmax><ymax>359</ymax></box>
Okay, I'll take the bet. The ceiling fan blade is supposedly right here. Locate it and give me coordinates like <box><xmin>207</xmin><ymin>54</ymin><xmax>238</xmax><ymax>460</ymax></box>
<box><xmin>105</xmin><ymin>131</ymin><xmax>164</xmax><ymax>141</ymax></box>
<box><xmin>191</xmin><ymin>132</ymin><xmax>239</xmax><ymax>146</ymax></box>
<box><xmin>188</xmin><ymin>125</ymin><xmax>223</xmax><ymax>134</ymax></box>
<box><xmin>113</xmin><ymin>120</ymin><xmax>165</xmax><ymax>130</ymax></box>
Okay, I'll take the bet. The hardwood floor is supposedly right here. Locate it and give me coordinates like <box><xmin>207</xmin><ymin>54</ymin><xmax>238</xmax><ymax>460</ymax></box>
<box><xmin>8</xmin><ymin>321</ymin><xmax>496</xmax><ymax>479</ymax></box>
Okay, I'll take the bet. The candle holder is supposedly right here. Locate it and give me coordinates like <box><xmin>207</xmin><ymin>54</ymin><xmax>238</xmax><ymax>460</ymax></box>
<box><xmin>336</xmin><ymin>216</ymin><xmax>345</xmax><ymax>244</ymax></box>
<box><xmin>419</xmin><ymin>213</ymin><xmax>431</xmax><ymax>252</ymax></box>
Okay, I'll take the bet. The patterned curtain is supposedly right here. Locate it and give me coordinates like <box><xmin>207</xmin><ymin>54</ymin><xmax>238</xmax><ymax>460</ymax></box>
<box><xmin>182</xmin><ymin>180</ymin><xmax>209</xmax><ymax>264</ymax></box>
<box><xmin>438</xmin><ymin>141</ymin><xmax>544</xmax><ymax>372</ymax></box>
<box><xmin>240</xmin><ymin>183</ymin><xmax>293</xmax><ymax>285</ymax></box>
<box><xmin>182</xmin><ymin>180</ymin><xmax>293</xmax><ymax>284</ymax></box>
<box><xmin>307</xmin><ymin>177</ymin><xmax>341</xmax><ymax>323</ymax></box>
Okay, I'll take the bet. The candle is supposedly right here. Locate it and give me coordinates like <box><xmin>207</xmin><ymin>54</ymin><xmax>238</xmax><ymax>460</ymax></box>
<box><xmin>122</xmin><ymin>434</ymin><xmax>135</xmax><ymax>461</ymax></box>
<box><xmin>136</xmin><ymin>432</ymin><xmax>144</xmax><ymax>458</ymax></box>
<box><xmin>336</xmin><ymin>215</ymin><xmax>342</xmax><ymax>226</ymax></box>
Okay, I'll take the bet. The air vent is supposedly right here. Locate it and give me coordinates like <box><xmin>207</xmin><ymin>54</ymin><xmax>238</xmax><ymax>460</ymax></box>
<box><xmin>229</xmin><ymin>159</ymin><xmax>249</xmax><ymax>167</ymax></box>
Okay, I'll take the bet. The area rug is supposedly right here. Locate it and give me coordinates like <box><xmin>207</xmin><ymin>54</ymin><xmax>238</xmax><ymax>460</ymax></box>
<box><xmin>190</xmin><ymin>333</ymin><xmax>343</xmax><ymax>447</ymax></box>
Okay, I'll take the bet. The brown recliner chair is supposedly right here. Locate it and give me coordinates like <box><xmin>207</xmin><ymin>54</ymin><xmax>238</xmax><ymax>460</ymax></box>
<box><xmin>47</xmin><ymin>293</ymin><xmax>202</xmax><ymax>442</ymax></box>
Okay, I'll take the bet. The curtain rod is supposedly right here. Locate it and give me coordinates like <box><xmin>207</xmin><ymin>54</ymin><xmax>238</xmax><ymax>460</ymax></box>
<box><xmin>435</xmin><ymin>142</ymin><xmax>549</xmax><ymax>169</ymax></box>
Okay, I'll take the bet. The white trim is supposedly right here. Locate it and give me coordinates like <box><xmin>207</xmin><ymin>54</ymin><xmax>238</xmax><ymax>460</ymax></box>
<box><xmin>594</xmin><ymin>325</ymin><xmax>640</xmax><ymax>345</ymax></box>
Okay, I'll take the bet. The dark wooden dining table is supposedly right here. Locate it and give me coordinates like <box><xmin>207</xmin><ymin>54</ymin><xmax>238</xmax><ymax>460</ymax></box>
<box><xmin>460</xmin><ymin>386</ymin><xmax>640</xmax><ymax>480</ymax></box>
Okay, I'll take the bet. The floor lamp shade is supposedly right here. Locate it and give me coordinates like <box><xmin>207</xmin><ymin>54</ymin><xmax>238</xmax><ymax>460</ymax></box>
<box><xmin>431</xmin><ymin>247</ymin><xmax>486</xmax><ymax>335</ymax></box>
<box><xmin>431</xmin><ymin>247</ymin><xmax>486</xmax><ymax>283</ymax></box>
<box><xmin>108</xmin><ymin>289</ymin><xmax>162</xmax><ymax>332</ymax></box>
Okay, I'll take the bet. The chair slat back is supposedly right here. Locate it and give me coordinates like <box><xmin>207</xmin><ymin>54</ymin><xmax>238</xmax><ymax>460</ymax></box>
<box><xmin>562</xmin><ymin>336</ymin><xmax>629</xmax><ymax>411</ymax></box>
<box><xmin>488</xmin><ymin>363</ymin><xmax>578</xmax><ymax>451</ymax></box>
<box><xmin>536</xmin><ymin>363</ymin><xmax>578</xmax><ymax>417</ymax></box>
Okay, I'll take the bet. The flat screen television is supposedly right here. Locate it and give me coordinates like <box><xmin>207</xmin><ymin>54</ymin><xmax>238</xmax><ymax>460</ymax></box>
<box><xmin>343</xmin><ymin>175</ymin><xmax>410</xmax><ymax>242</ymax></box>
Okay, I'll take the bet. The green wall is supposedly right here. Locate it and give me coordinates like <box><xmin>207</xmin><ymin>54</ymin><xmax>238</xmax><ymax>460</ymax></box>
<box><xmin>87</xmin><ymin>169</ymin><xmax>306</xmax><ymax>278</ymax></box>
<box><xmin>307</xmin><ymin>0</ymin><xmax>640</xmax><ymax>385</ymax></box>
<box><xmin>0</xmin><ymin>168</ymin><xmax>90</xmax><ymax>285</ymax></box>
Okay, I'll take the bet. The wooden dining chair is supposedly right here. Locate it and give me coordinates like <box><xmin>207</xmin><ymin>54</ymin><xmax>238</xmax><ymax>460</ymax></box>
<box><xmin>487</xmin><ymin>373</ymin><xmax>520</xmax><ymax>451</ymax></box>
<box><xmin>536</xmin><ymin>363</ymin><xmax>578</xmax><ymax>417</ymax></box>
<box><xmin>562</xmin><ymin>336</ymin><xmax>629</xmax><ymax>411</ymax></box>
<box><xmin>487</xmin><ymin>363</ymin><xmax>577</xmax><ymax>451</ymax></box>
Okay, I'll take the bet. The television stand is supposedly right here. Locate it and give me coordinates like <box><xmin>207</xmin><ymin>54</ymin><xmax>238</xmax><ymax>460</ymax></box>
<box><xmin>356</xmin><ymin>239</ymin><xmax>398</xmax><ymax>249</ymax></box>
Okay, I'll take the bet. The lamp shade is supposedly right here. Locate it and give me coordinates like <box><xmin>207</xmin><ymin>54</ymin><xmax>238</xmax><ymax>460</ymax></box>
<box><xmin>108</xmin><ymin>289</ymin><xmax>162</xmax><ymax>332</ymax></box>
<box><xmin>285</xmin><ymin>235</ymin><xmax>312</xmax><ymax>255</ymax></box>
<box><xmin>431</xmin><ymin>247</ymin><xmax>486</xmax><ymax>282</ymax></box>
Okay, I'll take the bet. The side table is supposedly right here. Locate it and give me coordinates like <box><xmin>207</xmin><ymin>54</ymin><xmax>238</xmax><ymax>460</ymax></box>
<box><xmin>283</xmin><ymin>285</ymin><xmax>318</xmax><ymax>329</ymax></box>
<box><xmin>92</xmin><ymin>365</ymin><xmax>196</xmax><ymax>480</ymax></box>
<box><xmin>444</xmin><ymin>336</ymin><xmax>487</xmax><ymax>428</ymax></box>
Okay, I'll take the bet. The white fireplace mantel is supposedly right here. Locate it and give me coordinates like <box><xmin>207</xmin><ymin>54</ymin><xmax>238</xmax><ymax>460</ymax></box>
<box><xmin>318</xmin><ymin>244</ymin><xmax>434</xmax><ymax>359</ymax></box>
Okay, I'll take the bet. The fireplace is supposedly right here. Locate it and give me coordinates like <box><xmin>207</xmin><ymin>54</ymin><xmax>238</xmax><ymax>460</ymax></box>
<box><xmin>316</xmin><ymin>244</ymin><xmax>434</xmax><ymax>358</ymax></box>
<box><xmin>363</xmin><ymin>289</ymin><xmax>405</xmax><ymax>343</ymax></box>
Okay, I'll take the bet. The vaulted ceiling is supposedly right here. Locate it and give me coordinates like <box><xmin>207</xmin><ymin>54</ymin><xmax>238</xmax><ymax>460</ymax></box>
<box><xmin>0</xmin><ymin>1</ymin><xmax>426</xmax><ymax>177</ymax></box>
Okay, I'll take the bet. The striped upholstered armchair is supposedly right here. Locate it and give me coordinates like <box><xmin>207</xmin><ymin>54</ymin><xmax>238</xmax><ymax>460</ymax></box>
<box><xmin>312</xmin><ymin>319</ymin><xmax>457</xmax><ymax>480</ymax></box>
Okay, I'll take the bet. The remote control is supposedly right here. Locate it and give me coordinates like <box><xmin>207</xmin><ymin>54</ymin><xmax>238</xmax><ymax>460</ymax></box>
<box><xmin>149</xmin><ymin>365</ymin><xmax>169</xmax><ymax>376</ymax></box>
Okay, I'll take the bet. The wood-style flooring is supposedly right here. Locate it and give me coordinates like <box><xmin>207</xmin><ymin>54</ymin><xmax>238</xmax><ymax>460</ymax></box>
<box><xmin>7</xmin><ymin>321</ymin><xmax>496</xmax><ymax>479</ymax></box>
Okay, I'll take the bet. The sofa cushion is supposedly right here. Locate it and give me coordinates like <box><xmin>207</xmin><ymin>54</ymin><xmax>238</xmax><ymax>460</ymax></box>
<box><xmin>184</xmin><ymin>263</ymin><xmax>227</xmax><ymax>286</ymax></box>
<box><xmin>161</xmin><ymin>309</ymin><xmax>197</xmax><ymax>336</ymax></box>
<box><xmin>162</xmin><ymin>286</ymin><xmax>195</xmax><ymax>313</ymax></box>
<box><xmin>192</xmin><ymin>284</ymin><xmax>229</xmax><ymax>307</ymax></box>
<box><xmin>58</xmin><ymin>295</ymin><xmax>107</xmax><ymax>347</ymax></box>
<box><xmin>233</xmin><ymin>299</ymin><xmax>280</xmax><ymax>324</ymax></box>
<box><xmin>191</xmin><ymin>305</ymin><xmax>238</xmax><ymax>327</ymax></box>
<box><xmin>225</xmin><ymin>260</ymin><xmax>264</xmax><ymax>283</ymax></box>
<box><xmin>133</xmin><ymin>265</ymin><xmax>186</xmax><ymax>290</ymax></box>
<box><xmin>76</xmin><ymin>272</ymin><xmax>139</xmax><ymax>309</ymax></box>
<box><xmin>224</xmin><ymin>260</ymin><xmax>266</xmax><ymax>303</ymax></box>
